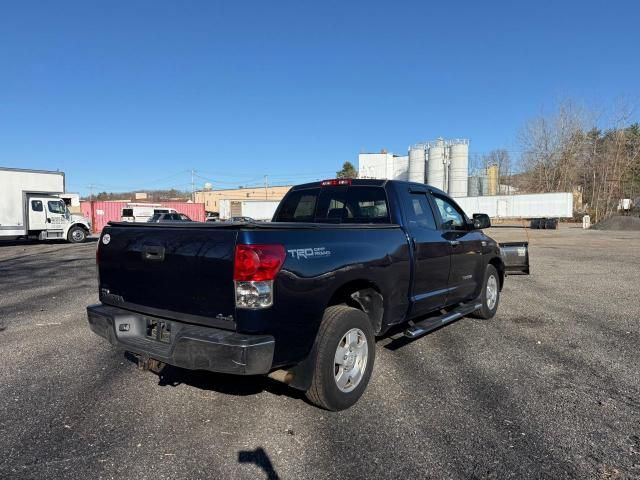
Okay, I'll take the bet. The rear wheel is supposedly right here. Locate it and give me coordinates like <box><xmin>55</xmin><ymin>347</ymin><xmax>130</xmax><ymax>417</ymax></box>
<box><xmin>67</xmin><ymin>226</ymin><xmax>87</xmax><ymax>243</ymax></box>
<box><xmin>472</xmin><ymin>264</ymin><xmax>500</xmax><ymax>319</ymax></box>
<box><xmin>305</xmin><ymin>305</ymin><xmax>375</xmax><ymax>411</ymax></box>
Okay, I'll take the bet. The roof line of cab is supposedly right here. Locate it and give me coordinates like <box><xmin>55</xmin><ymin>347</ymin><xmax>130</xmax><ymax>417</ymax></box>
<box><xmin>291</xmin><ymin>178</ymin><xmax>448</xmax><ymax>197</ymax></box>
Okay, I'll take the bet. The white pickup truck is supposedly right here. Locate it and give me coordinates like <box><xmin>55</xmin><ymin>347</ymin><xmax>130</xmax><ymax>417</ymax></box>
<box><xmin>0</xmin><ymin>167</ymin><xmax>91</xmax><ymax>243</ymax></box>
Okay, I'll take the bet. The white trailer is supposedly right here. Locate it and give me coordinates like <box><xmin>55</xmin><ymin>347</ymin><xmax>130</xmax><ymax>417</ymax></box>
<box><xmin>218</xmin><ymin>199</ymin><xmax>281</xmax><ymax>221</ymax></box>
<box><xmin>453</xmin><ymin>192</ymin><xmax>573</xmax><ymax>219</ymax></box>
<box><xmin>0</xmin><ymin>167</ymin><xmax>92</xmax><ymax>242</ymax></box>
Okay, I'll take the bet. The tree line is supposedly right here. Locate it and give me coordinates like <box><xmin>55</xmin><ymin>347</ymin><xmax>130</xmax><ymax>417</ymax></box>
<box><xmin>474</xmin><ymin>102</ymin><xmax>640</xmax><ymax>222</ymax></box>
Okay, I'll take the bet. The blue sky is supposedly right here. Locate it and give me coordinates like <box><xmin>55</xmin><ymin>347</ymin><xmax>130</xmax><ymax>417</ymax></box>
<box><xmin>1</xmin><ymin>1</ymin><xmax>638</xmax><ymax>195</ymax></box>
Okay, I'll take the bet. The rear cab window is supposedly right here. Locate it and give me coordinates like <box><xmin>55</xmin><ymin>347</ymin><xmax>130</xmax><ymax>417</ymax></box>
<box><xmin>274</xmin><ymin>185</ymin><xmax>390</xmax><ymax>223</ymax></box>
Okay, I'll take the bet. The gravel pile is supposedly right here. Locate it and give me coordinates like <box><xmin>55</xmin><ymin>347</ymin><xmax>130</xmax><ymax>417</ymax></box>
<box><xmin>592</xmin><ymin>215</ymin><xmax>640</xmax><ymax>231</ymax></box>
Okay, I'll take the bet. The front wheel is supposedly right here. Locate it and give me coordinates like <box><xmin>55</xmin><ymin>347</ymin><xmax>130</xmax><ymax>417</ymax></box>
<box><xmin>472</xmin><ymin>264</ymin><xmax>500</xmax><ymax>319</ymax></box>
<box><xmin>305</xmin><ymin>305</ymin><xmax>375</xmax><ymax>411</ymax></box>
<box><xmin>67</xmin><ymin>226</ymin><xmax>87</xmax><ymax>243</ymax></box>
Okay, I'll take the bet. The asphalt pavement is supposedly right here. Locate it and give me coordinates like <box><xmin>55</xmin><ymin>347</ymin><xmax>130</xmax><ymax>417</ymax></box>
<box><xmin>0</xmin><ymin>227</ymin><xmax>638</xmax><ymax>479</ymax></box>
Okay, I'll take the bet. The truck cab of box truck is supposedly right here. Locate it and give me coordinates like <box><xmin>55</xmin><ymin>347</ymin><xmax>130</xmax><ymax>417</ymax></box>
<box><xmin>27</xmin><ymin>195</ymin><xmax>91</xmax><ymax>243</ymax></box>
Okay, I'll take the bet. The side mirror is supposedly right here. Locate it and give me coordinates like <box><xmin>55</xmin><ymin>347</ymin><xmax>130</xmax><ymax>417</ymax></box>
<box><xmin>472</xmin><ymin>213</ymin><xmax>491</xmax><ymax>229</ymax></box>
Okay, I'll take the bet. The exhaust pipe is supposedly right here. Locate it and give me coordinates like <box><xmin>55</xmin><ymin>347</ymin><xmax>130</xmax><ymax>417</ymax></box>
<box><xmin>267</xmin><ymin>369</ymin><xmax>295</xmax><ymax>384</ymax></box>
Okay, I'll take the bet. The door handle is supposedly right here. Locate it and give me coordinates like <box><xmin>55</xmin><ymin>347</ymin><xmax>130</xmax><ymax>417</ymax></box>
<box><xmin>449</xmin><ymin>240</ymin><xmax>461</xmax><ymax>246</ymax></box>
<box><xmin>142</xmin><ymin>245</ymin><xmax>165</xmax><ymax>261</ymax></box>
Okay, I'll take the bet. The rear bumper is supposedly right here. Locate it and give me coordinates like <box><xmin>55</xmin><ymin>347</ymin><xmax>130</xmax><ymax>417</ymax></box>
<box><xmin>87</xmin><ymin>304</ymin><xmax>275</xmax><ymax>375</ymax></box>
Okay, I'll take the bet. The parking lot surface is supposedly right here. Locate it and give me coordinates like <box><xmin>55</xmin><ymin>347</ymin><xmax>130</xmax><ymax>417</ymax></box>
<box><xmin>1</xmin><ymin>226</ymin><xmax>639</xmax><ymax>479</ymax></box>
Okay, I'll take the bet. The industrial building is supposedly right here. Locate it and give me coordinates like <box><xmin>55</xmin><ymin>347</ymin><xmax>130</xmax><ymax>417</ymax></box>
<box><xmin>194</xmin><ymin>185</ymin><xmax>291</xmax><ymax>214</ymax></box>
<box><xmin>358</xmin><ymin>138</ymin><xmax>470</xmax><ymax>197</ymax></box>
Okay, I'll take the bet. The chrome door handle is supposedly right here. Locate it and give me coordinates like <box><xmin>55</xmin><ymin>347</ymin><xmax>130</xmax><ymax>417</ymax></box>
<box><xmin>449</xmin><ymin>240</ymin><xmax>461</xmax><ymax>246</ymax></box>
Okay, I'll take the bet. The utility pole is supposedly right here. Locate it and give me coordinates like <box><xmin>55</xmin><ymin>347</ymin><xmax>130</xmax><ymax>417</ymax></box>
<box><xmin>264</xmin><ymin>175</ymin><xmax>268</xmax><ymax>199</ymax></box>
<box><xmin>191</xmin><ymin>169</ymin><xmax>195</xmax><ymax>202</ymax></box>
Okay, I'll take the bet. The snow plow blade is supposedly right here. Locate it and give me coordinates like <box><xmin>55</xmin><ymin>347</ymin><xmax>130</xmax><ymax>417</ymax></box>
<box><xmin>499</xmin><ymin>242</ymin><xmax>530</xmax><ymax>275</ymax></box>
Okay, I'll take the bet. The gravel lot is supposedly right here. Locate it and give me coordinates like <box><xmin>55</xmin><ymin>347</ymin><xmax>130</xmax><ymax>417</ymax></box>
<box><xmin>1</xmin><ymin>226</ymin><xmax>639</xmax><ymax>479</ymax></box>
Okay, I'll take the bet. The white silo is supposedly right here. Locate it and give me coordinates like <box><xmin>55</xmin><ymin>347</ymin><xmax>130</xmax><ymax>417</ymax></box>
<box><xmin>408</xmin><ymin>144</ymin><xmax>426</xmax><ymax>183</ymax></box>
<box><xmin>427</xmin><ymin>139</ymin><xmax>447</xmax><ymax>191</ymax></box>
<box><xmin>448</xmin><ymin>140</ymin><xmax>469</xmax><ymax>197</ymax></box>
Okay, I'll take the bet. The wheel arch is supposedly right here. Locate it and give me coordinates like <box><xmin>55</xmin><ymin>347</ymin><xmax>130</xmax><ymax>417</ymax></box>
<box><xmin>327</xmin><ymin>279</ymin><xmax>384</xmax><ymax>335</ymax></box>
<box><xmin>488</xmin><ymin>256</ymin><xmax>505</xmax><ymax>290</ymax></box>
<box><xmin>65</xmin><ymin>222</ymin><xmax>90</xmax><ymax>234</ymax></box>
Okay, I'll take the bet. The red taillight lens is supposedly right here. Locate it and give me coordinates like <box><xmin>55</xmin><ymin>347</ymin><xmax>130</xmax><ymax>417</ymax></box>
<box><xmin>233</xmin><ymin>244</ymin><xmax>286</xmax><ymax>281</ymax></box>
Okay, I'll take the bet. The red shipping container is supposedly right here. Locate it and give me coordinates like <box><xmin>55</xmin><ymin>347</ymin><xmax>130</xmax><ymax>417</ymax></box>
<box><xmin>81</xmin><ymin>201</ymin><xmax>206</xmax><ymax>233</ymax></box>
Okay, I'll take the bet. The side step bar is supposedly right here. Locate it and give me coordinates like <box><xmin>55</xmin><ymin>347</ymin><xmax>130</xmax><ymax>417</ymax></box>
<box><xmin>404</xmin><ymin>301</ymin><xmax>482</xmax><ymax>339</ymax></box>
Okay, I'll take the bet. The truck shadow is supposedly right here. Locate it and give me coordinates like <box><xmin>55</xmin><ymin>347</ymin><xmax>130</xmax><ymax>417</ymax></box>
<box><xmin>0</xmin><ymin>237</ymin><xmax>97</xmax><ymax>247</ymax></box>
<box><xmin>137</xmin><ymin>358</ymin><xmax>306</xmax><ymax>401</ymax></box>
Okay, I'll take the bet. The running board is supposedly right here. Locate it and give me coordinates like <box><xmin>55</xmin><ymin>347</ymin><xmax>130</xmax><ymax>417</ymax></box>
<box><xmin>404</xmin><ymin>301</ymin><xmax>482</xmax><ymax>339</ymax></box>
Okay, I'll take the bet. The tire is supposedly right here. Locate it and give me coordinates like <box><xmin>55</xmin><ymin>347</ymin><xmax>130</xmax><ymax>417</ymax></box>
<box><xmin>472</xmin><ymin>264</ymin><xmax>500</xmax><ymax>319</ymax></box>
<box><xmin>67</xmin><ymin>226</ymin><xmax>87</xmax><ymax>243</ymax></box>
<box><xmin>305</xmin><ymin>305</ymin><xmax>375</xmax><ymax>411</ymax></box>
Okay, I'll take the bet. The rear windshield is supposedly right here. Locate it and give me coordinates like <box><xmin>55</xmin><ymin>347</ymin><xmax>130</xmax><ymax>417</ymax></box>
<box><xmin>274</xmin><ymin>186</ymin><xmax>390</xmax><ymax>223</ymax></box>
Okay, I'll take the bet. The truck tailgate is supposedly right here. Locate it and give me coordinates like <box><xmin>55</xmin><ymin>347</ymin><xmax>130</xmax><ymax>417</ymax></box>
<box><xmin>98</xmin><ymin>225</ymin><xmax>237</xmax><ymax>325</ymax></box>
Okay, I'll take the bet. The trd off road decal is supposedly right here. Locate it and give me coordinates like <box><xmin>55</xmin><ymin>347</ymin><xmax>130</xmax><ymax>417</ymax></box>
<box><xmin>287</xmin><ymin>247</ymin><xmax>331</xmax><ymax>259</ymax></box>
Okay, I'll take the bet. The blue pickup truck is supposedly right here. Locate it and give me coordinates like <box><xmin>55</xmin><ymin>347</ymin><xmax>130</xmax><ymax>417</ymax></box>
<box><xmin>88</xmin><ymin>179</ymin><xmax>523</xmax><ymax>410</ymax></box>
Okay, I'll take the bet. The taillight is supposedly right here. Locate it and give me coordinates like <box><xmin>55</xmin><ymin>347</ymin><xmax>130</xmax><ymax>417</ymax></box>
<box><xmin>234</xmin><ymin>244</ymin><xmax>285</xmax><ymax>309</ymax></box>
<box><xmin>320</xmin><ymin>178</ymin><xmax>351</xmax><ymax>186</ymax></box>
<box><xmin>234</xmin><ymin>244</ymin><xmax>285</xmax><ymax>281</ymax></box>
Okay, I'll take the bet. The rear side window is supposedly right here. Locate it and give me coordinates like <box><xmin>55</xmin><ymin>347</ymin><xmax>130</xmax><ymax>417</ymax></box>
<box><xmin>274</xmin><ymin>186</ymin><xmax>390</xmax><ymax>223</ymax></box>
<box><xmin>31</xmin><ymin>200</ymin><xmax>43</xmax><ymax>212</ymax></box>
<box><xmin>401</xmin><ymin>192</ymin><xmax>436</xmax><ymax>230</ymax></box>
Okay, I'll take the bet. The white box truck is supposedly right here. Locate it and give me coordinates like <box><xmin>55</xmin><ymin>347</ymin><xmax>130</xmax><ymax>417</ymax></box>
<box><xmin>0</xmin><ymin>167</ymin><xmax>92</xmax><ymax>243</ymax></box>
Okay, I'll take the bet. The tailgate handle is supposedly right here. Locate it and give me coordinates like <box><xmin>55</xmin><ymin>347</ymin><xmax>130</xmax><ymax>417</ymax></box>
<box><xmin>142</xmin><ymin>245</ymin><xmax>165</xmax><ymax>261</ymax></box>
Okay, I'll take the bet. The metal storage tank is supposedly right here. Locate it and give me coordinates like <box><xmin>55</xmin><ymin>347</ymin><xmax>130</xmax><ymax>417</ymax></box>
<box><xmin>408</xmin><ymin>145</ymin><xmax>426</xmax><ymax>183</ymax></box>
<box><xmin>427</xmin><ymin>139</ymin><xmax>447</xmax><ymax>191</ymax></box>
<box><xmin>467</xmin><ymin>176</ymin><xmax>480</xmax><ymax>197</ymax></box>
<box><xmin>448</xmin><ymin>140</ymin><xmax>469</xmax><ymax>197</ymax></box>
<box><xmin>487</xmin><ymin>164</ymin><xmax>499</xmax><ymax>195</ymax></box>
<box><xmin>479</xmin><ymin>174</ymin><xmax>489</xmax><ymax>196</ymax></box>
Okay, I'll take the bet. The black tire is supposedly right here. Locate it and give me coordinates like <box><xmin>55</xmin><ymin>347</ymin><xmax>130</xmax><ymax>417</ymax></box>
<box><xmin>472</xmin><ymin>264</ymin><xmax>500</xmax><ymax>319</ymax></box>
<box><xmin>67</xmin><ymin>226</ymin><xmax>87</xmax><ymax>243</ymax></box>
<box><xmin>305</xmin><ymin>305</ymin><xmax>375</xmax><ymax>411</ymax></box>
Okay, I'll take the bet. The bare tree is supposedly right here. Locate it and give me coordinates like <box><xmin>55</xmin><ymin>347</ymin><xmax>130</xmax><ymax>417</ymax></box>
<box><xmin>518</xmin><ymin>100</ymin><xmax>640</xmax><ymax>221</ymax></box>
